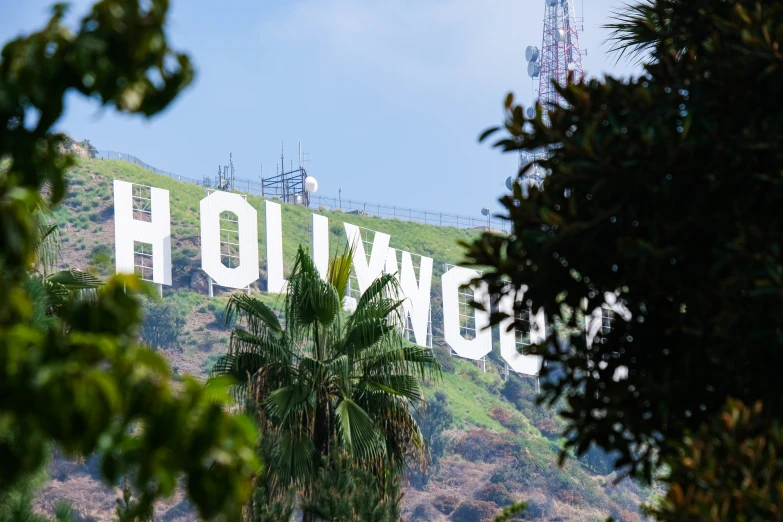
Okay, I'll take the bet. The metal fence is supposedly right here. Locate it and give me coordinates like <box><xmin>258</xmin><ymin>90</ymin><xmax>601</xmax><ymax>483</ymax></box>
<box><xmin>307</xmin><ymin>196</ymin><xmax>508</xmax><ymax>232</ymax></box>
<box><xmin>91</xmin><ymin>150</ymin><xmax>509</xmax><ymax>233</ymax></box>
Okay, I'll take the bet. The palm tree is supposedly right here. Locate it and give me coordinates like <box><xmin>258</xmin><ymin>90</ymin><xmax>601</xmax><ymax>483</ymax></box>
<box><xmin>26</xmin><ymin>202</ymin><xmax>102</xmax><ymax>323</ymax></box>
<box><xmin>604</xmin><ymin>0</ymin><xmax>675</xmax><ymax>64</ymax></box>
<box><xmin>209</xmin><ymin>245</ymin><xmax>440</xmax><ymax>518</ymax></box>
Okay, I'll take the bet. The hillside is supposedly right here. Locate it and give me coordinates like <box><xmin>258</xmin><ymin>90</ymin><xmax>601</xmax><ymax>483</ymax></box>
<box><xmin>39</xmin><ymin>159</ymin><xmax>655</xmax><ymax>522</ymax></box>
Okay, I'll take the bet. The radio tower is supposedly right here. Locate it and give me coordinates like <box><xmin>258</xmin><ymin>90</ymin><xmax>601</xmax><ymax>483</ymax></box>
<box><xmin>519</xmin><ymin>0</ymin><xmax>585</xmax><ymax>185</ymax></box>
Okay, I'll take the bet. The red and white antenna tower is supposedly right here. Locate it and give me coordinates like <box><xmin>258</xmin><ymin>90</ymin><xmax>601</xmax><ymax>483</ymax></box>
<box><xmin>518</xmin><ymin>0</ymin><xmax>586</xmax><ymax>185</ymax></box>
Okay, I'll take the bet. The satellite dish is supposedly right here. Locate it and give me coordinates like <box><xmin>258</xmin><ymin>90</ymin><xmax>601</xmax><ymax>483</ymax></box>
<box><xmin>568</xmin><ymin>62</ymin><xmax>576</xmax><ymax>72</ymax></box>
<box><xmin>527</xmin><ymin>62</ymin><xmax>540</xmax><ymax>78</ymax></box>
<box><xmin>547</xmin><ymin>0</ymin><xmax>558</xmax><ymax>6</ymax></box>
<box><xmin>304</xmin><ymin>176</ymin><xmax>318</xmax><ymax>193</ymax></box>
<box><xmin>557</xmin><ymin>29</ymin><xmax>566</xmax><ymax>42</ymax></box>
<box><xmin>525</xmin><ymin>46</ymin><xmax>540</xmax><ymax>62</ymax></box>
<box><xmin>526</xmin><ymin>106</ymin><xmax>536</xmax><ymax>118</ymax></box>
<box><xmin>481</xmin><ymin>207</ymin><xmax>490</xmax><ymax>217</ymax></box>
<box><xmin>295</xmin><ymin>194</ymin><xmax>303</xmax><ymax>204</ymax></box>
<box><xmin>505</xmin><ymin>176</ymin><xmax>514</xmax><ymax>191</ymax></box>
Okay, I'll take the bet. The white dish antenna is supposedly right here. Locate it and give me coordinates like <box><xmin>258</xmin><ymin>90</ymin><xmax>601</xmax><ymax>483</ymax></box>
<box><xmin>481</xmin><ymin>207</ymin><xmax>490</xmax><ymax>217</ymax></box>
<box><xmin>526</xmin><ymin>106</ymin><xmax>536</xmax><ymax>118</ymax></box>
<box><xmin>505</xmin><ymin>176</ymin><xmax>514</xmax><ymax>191</ymax></box>
<box><xmin>527</xmin><ymin>62</ymin><xmax>541</xmax><ymax>78</ymax></box>
<box><xmin>525</xmin><ymin>46</ymin><xmax>540</xmax><ymax>62</ymax></box>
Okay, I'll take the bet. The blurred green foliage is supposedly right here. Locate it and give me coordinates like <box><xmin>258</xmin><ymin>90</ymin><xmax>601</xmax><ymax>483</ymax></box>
<box><xmin>647</xmin><ymin>399</ymin><xmax>783</xmax><ymax>522</ymax></box>
<box><xmin>0</xmin><ymin>1</ymin><xmax>258</xmax><ymax>519</ymax></box>
<box><xmin>464</xmin><ymin>0</ymin><xmax>783</xmax><ymax>487</ymax></box>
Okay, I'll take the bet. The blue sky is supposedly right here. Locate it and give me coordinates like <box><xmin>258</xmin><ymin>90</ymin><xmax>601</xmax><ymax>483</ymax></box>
<box><xmin>1</xmin><ymin>0</ymin><xmax>638</xmax><ymax>216</ymax></box>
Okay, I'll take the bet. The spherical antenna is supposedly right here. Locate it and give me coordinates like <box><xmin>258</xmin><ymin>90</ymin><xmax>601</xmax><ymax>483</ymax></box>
<box><xmin>505</xmin><ymin>176</ymin><xmax>514</xmax><ymax>191</ymax></box>
<box><xmin>481</xmin><ymin>207</ymin><xmax>490</xmax><ymax>217</ymax></box>
<box><xmin>304</xmin><ymin>176</ymin><xmax>318</xmax><ymax>193</ymax></box>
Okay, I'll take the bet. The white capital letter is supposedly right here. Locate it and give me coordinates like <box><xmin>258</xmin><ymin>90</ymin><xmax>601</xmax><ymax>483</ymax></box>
<box><xmin>113</xmin><ymin>180</ymin><xmax>171</xmax><ymax>285</ymax></box>
<box><xmin>399</xmin><ymin>252</ymin><xmax>433</xmax><ymax>348</ymax></box>
<box><xmin>498</xmin><ymin>289</ymin><xmax>544</xmax><ymax>376</ymax></box>
<box><xmin>265</xmin><ymin>201</ymin><xmax>288</xmax><ymax>293</ymax></box>
<box><xmin>200</xmin><ymin>191</ymin><xmax>259</xmax><ymax>289</ymax></box>
<box><xmin>344</xmin><ymin>223</ymin><xmax>390</xmax><ymax>293</ymax></box>
<box><xmin>312</xmin><ymin>213</ymin><xmax>329</xmax><ymax>280</ymax></box>
<box><xmin>442</xmin><ymin>266</ymin><xmax>491</xmax><ymax>360</ymax></box>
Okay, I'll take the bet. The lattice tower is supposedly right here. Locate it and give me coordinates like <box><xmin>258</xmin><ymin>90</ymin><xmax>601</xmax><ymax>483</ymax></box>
<box><xmin>519</xmin><ymin>0</ymin><xmax>585</xmax><ymax>185</ymax></box>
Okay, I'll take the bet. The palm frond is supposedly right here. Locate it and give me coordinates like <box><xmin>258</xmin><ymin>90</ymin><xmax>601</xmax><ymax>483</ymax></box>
<box><xmin>604</xmin><ymin>0</ymin><xmax>668</xmax><ymax>65</ymax></box>
<box><xmin>287</xmin><ymin>270</ymin><xmax>341</xmax><ymax>328</ymax></box>
<box><xmin>264</xmin><ymin>382</ymin><xmax>315</xmax><ymax>422</ymax></box>
<box><xmin>360</xmin><ymin>343</ymin><xmax>440</xmax><ymax>382</ymax></box>
<box><xmin>271</xmin><ymin>432</ymin><xmax>317</xmax><ymax>486</ymax></box>
<box><xmin>327</xmin><ymin>242</ymin><xmax>355</xmax><ymax>299</ymax></box>
<box><xmin>335</xmin><ymin>398</ymin><xmax>386</xmax><ymax>461</ymax></box>
<box><xmin>36</xmin><ymin>223</ymin><xmax>61</xmax><ymax>276</ymax></box>
<box><xmin>343</xmin><ymin>317</ymin><xmax>393</xmax><ymax>356</ymax></box>
<box><xmin>361</xmin><ymin>375</ymin><xmax>424</xmax><ymax>403</ymax></box>
<box><xmin>325</xmin><ymin>354</ymin><xmax>351</xmax><ymax>394</ymax></box>
<box><xmin>225</xmin><ymin>293</ymin><xmax>282</xmax><ymax>335</ymax></box>
<box><xmin>46</xmin><ymin>269</ymin><xmax>102</xmax><ymax>289</ymax></box>
<box><xmin>354</xmin><ymin>273</ymin><xmax>402</xmax><ymax>314</ymax></box>
<box><xmin>43</xmin><ymin>269</ymin><xmax>102</xmax><ymax>312</ymax></box>
<box><xmin>207</xmin><ymin>352</ymin><xmax>267</xmax><ymax>401</ymax></box>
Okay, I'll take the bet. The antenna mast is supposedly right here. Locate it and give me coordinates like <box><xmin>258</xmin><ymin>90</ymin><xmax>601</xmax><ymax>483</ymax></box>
<box><xmin>520</xmin><ymin>0</ymin><xmax>586</xmax><ymax>183</ymax></box>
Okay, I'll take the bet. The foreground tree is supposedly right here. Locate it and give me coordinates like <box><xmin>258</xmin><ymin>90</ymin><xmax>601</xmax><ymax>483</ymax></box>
<box><xmin>210</xmin><ymin>246</ymin><xmax>439</xmax><ymax>519</ymax></box>
<box><xmin>0</xmin><ymin>1</ymin><xmax>257</xmax><ymax>518</ymax></box>
<box><xmin>465</xmin><ymin>0</ymin><xmax>783</xmax><ymax>503</ymax></box>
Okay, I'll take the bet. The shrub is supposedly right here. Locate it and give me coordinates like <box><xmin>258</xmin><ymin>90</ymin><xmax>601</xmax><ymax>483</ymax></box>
<box><xmin>557</xmin><ymin>489</ymin><xmax>584</xmax><ymax>506</ymax></box>
<box><xmin>433</xmin><ymin>494</ymin><xmax>460</xmax><ymax>515</ymax></box>
<box><xmin>475</xmin><ymin>483</ymin><xmax>512</xmax><ymax>507</ymax></box>
<box><xmin>501</xmin><ymin>374</ymin><xmax>525</xmax><ymax>403</ymax></box>
<box><xmin>536</xmin><ymin>418</ymin><xmax>560</xmax><ymax>437</ymax></box>
<box><xmin>410</xmin><ymin>390</ymin><xmax>454</xmax><ymax>488</ymax></box>
<box><xmin>140</xmin><ymin>300</ymin><xmax>186</xmax><ymax>352</ymax></box>
<box><xmin>489</xmin><ymin>406</ymin><xmax>526</xmax><ymax>433</ymax></box>
<box><xmin>213</xmin><ymin>307</ymin><xmax>235</xmax><ymax>329</ymax></box>
<box><xmin>451</xmin><ymin>500</ymin><xmax>497</xmax><ymax>522</ymax></box>
<box><xmin>490</xmin><ymin>461</ymin><xmax>535</xmax><ymax>488</ymax></box>
<box><xmin>455</xmin><ymin>430</ymin><xmax>521</xmax><ymax>462</ymax></box>
<box><xmin>410</xmin><ymin>503</ymin><xmax>439</xmax><ymax>521</ymax></box>
<box><xmin>88</xmin><ymin>244</ymin><xmax>112</xmax><ymax>267</ymax></box>
<box><xmin>463</xmin><ymin>364</ymin><xmax>480</xmax><ymax>383</ymax></box>
<box><xmin>432</xmin><ymin>344</ymin><xmax>455</xmax><ymax>373</ymax></box>
<box><xmin>615</xmin><ymin>509</ymin><xmax>640</xmax><ymax>522</ymax></box>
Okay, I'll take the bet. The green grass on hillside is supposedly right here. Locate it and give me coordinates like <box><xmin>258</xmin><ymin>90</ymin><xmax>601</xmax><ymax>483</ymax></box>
<box><xmin>69</xmin><ymin>159</ymin><xmax>480</xmax><ymax>274</ymax></box>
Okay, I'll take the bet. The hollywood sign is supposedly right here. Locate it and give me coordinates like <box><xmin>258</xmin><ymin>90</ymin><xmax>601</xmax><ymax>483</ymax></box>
<box><xmin>113</xmin><ymin>180</ymin><xmax>626</xmax><ymax>377</ymax></box>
